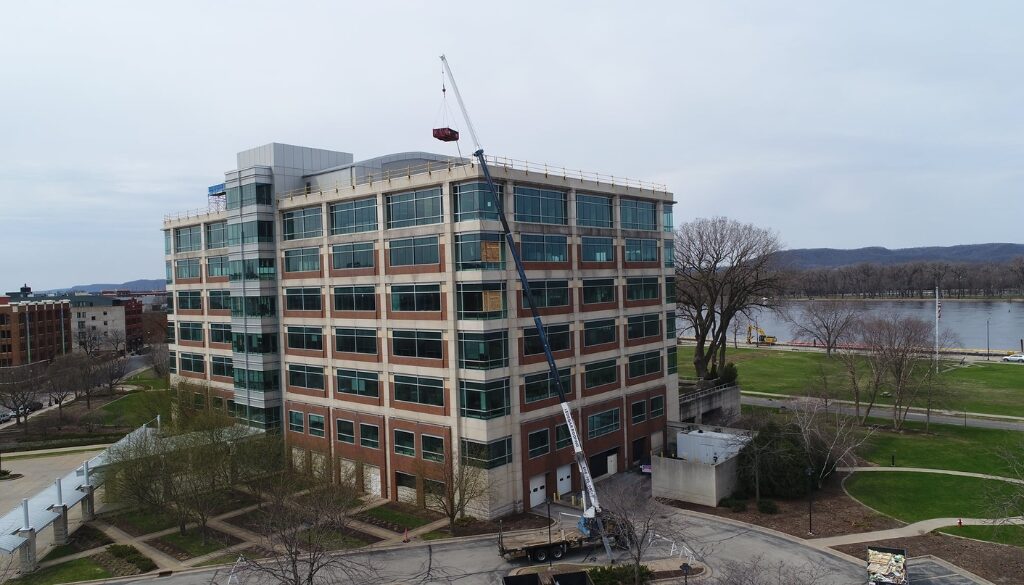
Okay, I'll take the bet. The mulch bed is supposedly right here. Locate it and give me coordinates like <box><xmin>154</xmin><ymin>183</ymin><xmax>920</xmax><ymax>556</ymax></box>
<box><xmin>51</xmin><ymin>525</ymin><xmax>114</xmax><ymax>557</ymax></box>
<box><xmin>430</xmin><ymin>512</ymin><xmax>553</xmax><ymax>538</ymax></box>
<box><xmin>90</xmin><ymin>550</ymin><xmax>144</xmax><ymax>577</ymax></box>
<box><xmin>221</xmin><ymin>505</ymin><xmax>285</xmax><ymax>536</ymax></box>
<box><xmin>147</xmin><ymin>528</ymin><xmax>242</xmax><ymax>561</ymax></box>
<box><xmin>208</xmin><ymin>490</ymin><xmax>261</xmax><ymax>516</ymax></box>
<box><xmin>661</xmin><ymin>474</ymin><xmax>902</xmax><ymax>539</ymax></box>
<box><xmin>652</xmin><ymin>566</ymin><xmax>704</xmax><ymax>580</ymax></box>
<box><xmin>356</xmin><ymin>502</ymin><xmax>444</xmax><ymax>533</ymax></box>
<box><xmin>834</xmin><ymin>534</ymin><xmax>1024</xmax><ymax>585</ymax></box>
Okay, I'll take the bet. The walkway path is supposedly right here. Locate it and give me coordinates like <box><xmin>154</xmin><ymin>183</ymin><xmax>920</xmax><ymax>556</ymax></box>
<box><xmin>837</xmin><ymin>466</ymin><xmax>1024</xmax><ymax>484</ymax></box>
<box><xmin>810</xmin><ymin>516</ymin><xmax>1024</xmax><ymax>547</ymax></box>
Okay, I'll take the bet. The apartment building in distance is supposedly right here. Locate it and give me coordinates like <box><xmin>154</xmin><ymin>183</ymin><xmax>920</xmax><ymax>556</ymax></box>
<box><xmin>163</xmin><ymin>143</ymin><xmax>678</xmax><ymax>516</ymax></box>
<box><xmin>0</xmin><ymin>286</ymin><xmax>72</xmax><ymax>367</ymax></box>
<box><xmin>65</xmin><ymin>294</ymin><xmax>144</xmax><ymax>353</ymax></box>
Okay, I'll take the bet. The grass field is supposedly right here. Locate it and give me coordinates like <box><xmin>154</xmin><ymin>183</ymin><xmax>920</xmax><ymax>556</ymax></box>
<box><xmin>363</xmin><ymin>505</ymin><xmax>434</xmax><ymax>530</ymax></box>
<box><xmin>90</xmin><ymin>390</ymin><xmax>172</xmax><ymax>427</ymax></box>
<box><xmin>845</xmin><ymin>472</ymin><xmax>1017</xmax><ymax>523</ymax></box>
<box><xmin>156</xmin><ymin>528</ymin><xmax>234</xmax><ymax>558</ymax></box>
<box><xmin>860</xmin><ymin>422</ymin><xmax>1021</xmax><ymax>477</ymax></box>
<box><xmin>6</xmin><ymin>557</ymin><xmax>111</xmax><ymax>585</ymax></box>
<box><xmin>682</xmin><ymin>346</ymin><xmax>1024</xmax><ymax>417</ymax></box>
<box><xmin>939</xmin><ymin>524</ymin><xmax>1024</xmax><ymax>548</ymax></box>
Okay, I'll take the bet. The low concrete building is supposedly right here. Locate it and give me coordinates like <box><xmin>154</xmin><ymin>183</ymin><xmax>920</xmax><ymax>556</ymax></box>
<box><xmin>651</xmin><ymin>422</ymin><xmax>751</xmax><ymax>507</ymax></box>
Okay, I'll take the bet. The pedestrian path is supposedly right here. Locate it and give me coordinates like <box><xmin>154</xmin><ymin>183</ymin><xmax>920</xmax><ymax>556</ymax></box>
<box><xmin>743</xmin><ymin>391</ymin><xmax>1024</xmax><ymax>422</ymax></box>
<box><xmin>810</xmin><ymin>516</ymin><xmax>1024</xmax><ymax>547</ymax></box>
<box><xmin>837</xmin><ymin>466</ymin><xmax>1024</xmax><ymax>484</ymax></box>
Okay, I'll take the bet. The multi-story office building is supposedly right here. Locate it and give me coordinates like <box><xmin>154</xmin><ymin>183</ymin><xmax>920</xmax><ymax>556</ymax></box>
<box><xmin>163</xmin><ymin>143</ymin><xmax>678</xmax><ymax>516</ymax></box>
<box><xmin>0</xmin><ymin>286</ymin><xmax>72</xmax><ymax>367</ymax></box>
<box><xmin>62</xmin><ymin>294</ymin><xmax>143</xmax><ymax>353</ymax></box>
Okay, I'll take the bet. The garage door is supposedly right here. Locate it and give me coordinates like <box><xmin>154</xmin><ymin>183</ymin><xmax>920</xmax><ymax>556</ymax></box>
<box><xmin>556</xmin><ymin>464</ymin><xmax>572</xmax><ymax>496</ymax></box>
<box><xmin>363</xmin><ymin>464</ymin><xmax>381</xmax><ymax>497</ymax></box>
<box><xmin>529</xmin><ymin>473</ymin><xmax>547</xmax><ymax>508</ymax></box>
<box><xmin>650</xmin><ymin>431</ymin><xmax>663</xmax><ymax>453</ymax></box>
<box><xmin>338</xmin><ymin>458</ymin><xmax>357</xmax><ymax>485</ymax></box>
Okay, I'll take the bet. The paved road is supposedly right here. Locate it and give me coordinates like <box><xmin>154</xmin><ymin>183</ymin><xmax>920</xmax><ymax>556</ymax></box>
<box><xmin>744</xmin><ymin>395</ymin><xmax>1024</xmax><ymax>432</ymax></box>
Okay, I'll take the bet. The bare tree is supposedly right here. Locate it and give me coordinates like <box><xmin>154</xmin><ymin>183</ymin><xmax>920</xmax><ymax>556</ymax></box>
<box><xmin>424</xmin><ymin>451</ymin><xmax>492</xmax><ymax>533</ymax></box>
<box><xmin>675</xmin><ymin>217</ymin><xmax>783</xmax><ymax>378</ymax></box>
<box><xmin>106</xmin><ymin>329</ymin><xmax>128</xmax><ymax>356</ymax></box>
<box><xmin>97</xmin><ymin>355</ymin><xmax>128</xmax><ymax>394</ymax></box>
<box><xmin>790</xmin><ymin>399</ymin><xmax>873</xmax><ymax>487</ymax></box>
<box><xmin>782</xmin><ymin>300</ymin><xmax>861</xmax><ymax>356</ymax></box>
<box><xmin>0</xmin><ymin>363</ymin><xmax>43</xmax><ymax>431</ymax></box>
<box><xmin>149</xmin><ymin>343</ymin><xmax>169</xmax><ymax>377</ymax></box>
<box><xmin>711</xmin><ymin>554</ymin><xmax>856</xmax><ymax>585</ymax></box>
<box><xmin>598</xmin><ymin>479</ymin><xmax>668</xmax><ymax>585</ymax></box>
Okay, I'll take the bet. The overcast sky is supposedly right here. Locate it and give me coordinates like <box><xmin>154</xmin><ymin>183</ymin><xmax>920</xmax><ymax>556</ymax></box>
<box><xmin>2</xmin><ymin>1</ymin><xmax>1022</xmax><ymax>290</ymax></box>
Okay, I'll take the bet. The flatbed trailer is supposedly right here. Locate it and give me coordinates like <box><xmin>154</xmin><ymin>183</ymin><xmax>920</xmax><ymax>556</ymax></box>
<box><xmin>498</xmin><ymin>520</ymin><xmax>607</xmax><ymax>563</ymax></box>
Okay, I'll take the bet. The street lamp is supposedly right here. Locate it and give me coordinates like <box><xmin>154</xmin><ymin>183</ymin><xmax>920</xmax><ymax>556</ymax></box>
<box><xmin>987</xmin><ymin>318</ymin><xmax>990</xmax><ymax>361</ymax></box>
<box><xmin>546</xmin><ymin>498</ymin><xmax>552</xmax><ymax>568</ymax></box>
<box><xmin>805</xmin><ymin>466</ymin><xmax>814</xmax><ymax>535</ymax></box>
<box><xmin>680</xmin><ymin>562</ymin><xmax>692</xmax><ymax>585</ymax></box>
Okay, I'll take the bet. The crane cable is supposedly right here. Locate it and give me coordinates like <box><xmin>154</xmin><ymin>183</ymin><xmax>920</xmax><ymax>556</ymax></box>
<box><xmin>434</xmin><ymin>66</ymin><xmax>464</xmax><ymax>160</ymax></box>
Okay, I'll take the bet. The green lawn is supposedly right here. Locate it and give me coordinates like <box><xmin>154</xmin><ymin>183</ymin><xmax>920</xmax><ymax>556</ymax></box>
<box><xmin>685</xmin><ymin>346</ymin><xmax>1024</xmax><ymax>417</ymax></box>
<box><xmin>6</xmin><ymin>557</ymin><xmax>111</xmax><ymax>585</ymax></box>
<box><xmin>845</xmin><ymin>472</ymin><xmax>1017</xmax><ymax>523</ymax></box>
<box><xmin>364</xmin><ymin>505</ymin><xmax>432</xmax><ymax>529</ymax></box>
<box><xmin>108</xmin><ymin>508</ymin><xmax>179</xmax><ymax>536</ymax></box>
<box><xmin>156</xmin><ymin>528</ymin><xmax>233</xmax><ymax>558</ymax></box>
<box><xmin>938</xmin><ymin>524</ymin><xmax>1024</xmax><ymax>548</ymax></box>
<box><xmin>295</xmin><ymin>528</ymin><xmax>370</xmax><ymax>550</ymax></box>
<box><xmin>90</xmin><ymin>390</ymin><xmax>172</xmax><ymax>427</ymax></box>
<box><xmin>125</xmin><ymin>371</ymin><xmax>169</xmax><ymax>391</ymax></box>
<box><xmin>860</xmin><ymin>422</ymin><xmax>1021</xmax><ymax>477</ymax></box>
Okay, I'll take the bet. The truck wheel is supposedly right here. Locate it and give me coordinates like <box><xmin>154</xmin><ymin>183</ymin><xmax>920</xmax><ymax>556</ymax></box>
<box><xmin>551</xmin><ymin>545</ymin><xmax>565</xmax><ymax>560</ymax></box>
<box><xmin>531</xmin><ymin>548</ymin><xmax>548</xmax><ymax>563</ymax></box>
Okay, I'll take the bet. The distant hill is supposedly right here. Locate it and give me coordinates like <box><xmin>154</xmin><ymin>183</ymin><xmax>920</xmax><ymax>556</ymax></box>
<box><xmin>44</xmin><ymin>279</ymin><xmax>166</xmax><ymax>293</ymax></box>
<box><xmin>777</xmin><ymin>243</ymin><xmax>1024</xmax><ymax>270</ymax></box>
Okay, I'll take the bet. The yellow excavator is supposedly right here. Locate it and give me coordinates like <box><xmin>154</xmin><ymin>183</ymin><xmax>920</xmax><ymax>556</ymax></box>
<box><xmin>747</xmin><ymin>325</ymin><xmax>777</xmax><ymax>346</ymax></box>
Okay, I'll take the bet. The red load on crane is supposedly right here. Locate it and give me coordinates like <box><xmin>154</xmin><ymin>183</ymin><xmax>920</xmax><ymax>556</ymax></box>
<box><xmin>433</xmin><ymin>127</ymin><xmax>460</xmax><ymax>142</ymax></box>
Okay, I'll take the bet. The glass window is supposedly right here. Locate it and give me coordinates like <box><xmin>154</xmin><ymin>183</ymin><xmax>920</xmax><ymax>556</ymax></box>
<box><xmin>168</xmin><ymin>350</ymin><xmax>176</xmax><ymax>373</ymax></box>
<box><xmin>386</xmin><ymin>187</ymin><xmax>443</xmax><ymax>228</ymax></box>
<box><xmin>523</xmin><ymin>324</ymin><xmax>571</xmax><ymax>355</ymax></box>
<box><xmin>208</xmin><ymin>255</ymin><xmax>229</xmax><ymax>278</ymax></box>
<box><xmin>583</xmin><ymin>319</ymin><xmax>616</xmax><ymax>347</ymax></box>
<box><xmin>620</xmin><ymin>198</ymin><xmax>658</xmax><ymax>230</ymax></box>
<box><xmin>286</xmin><ymin>326</ymin><xmax>323</xmax><ymax>350</ymax></box>
<box><xmin>576</xmin><ymin>193</ymin><xmax>613</xmax><ymax>228</ymax></box>
<box><xmin>178</xmin><ymin>322</ymin><xmax>203</xmax><ymax>342</ymax></box>
<box><xmin>336</xmin><ymin>369</ymin><xmax>379</xmax><ymax>397</ymax></box>
<box><xmin>626</xmin><ymin>277</ymin><xmax>660</xmax><ymax>301</ymax></box>
<box><xmin>625</xmin><ymin>238</ymin><xmax>659</xmax><ymax>263</ymax></box>
<box><xmin>581</xmin><ymin>237</ymin><xmax>614</xmax><ymax>262</ymax></box>
<box><xmin>456</xmin><ymin>282</ymin><xmax>506</xmax><ymax>320</ymax></box>
<box><xmin>453</xmin><ymin>181</ymin><xmax>502</xmax><ymax>221</ymax></box>
<box><xmin>165</xmin><ymin>323</ymin><xmax>175</xmax><ymax>343</ymax></box>
<box><xmin>394</xmin><ymin>430</ymin><xmax>415</xmax><ymax>456</ymax></box>
<box><xmin>330</xmin><ymin>197</ymin><xmax>377</xmax><ymax>235</ymax></box>
<box><xmin>164</xmin><ymin>230</ymin><xmax>171</xmax><ymax>254</ymax></box>
<box><xmin>456</xmin><ymin>232</ymin><xmax>505</xmax><ymax>270</ymax></box>
<box><xmin>528</xmin><ymin>429</ymin><xmax>550</xmax><ymax>458</ymax></box>
<box><xmin>232</xmin><ymin>368</ymin><xmax>280</xmax><ymax>392</ymax></box>
<box><xmin>666</xmin><ymin>311</ymin><xmax>676</xmax><ymax>339</ymax></box>
<box><xmin>285</xmin><ymin>288</ymin><xmax>321</xmax><ymax>311</ymax></box>
<box><xmin>663</xmin><ymin>203</ymin><xmax>674</xmax><ymax>233</ymax></box>
<box><xmin>232</xmin><ymin>332</ymin><xmax>278</xmax><ymax>354</ymax></box>
<box><xmin>174</xmin><ymin>225</ymin><xmax>202</xmax><ymax>252</ymax></box>
<box><xmin>288</xmin><ymin>410</ymin><xmax>304</xmax><ymax>433</ymax></box>
<box><xmin>208</xmin><ymin>290</ymin><xmax>230</xmax><ymax>311</ymax></box>
<box><xmin>396</xmin><ymin>471</ymin><xmax>417</xmax><ymax>488</ymax></box>
<box><xmin>308</xmin><ymin>413</ymin><xmax>325</xmax><ymax>437</ymax></box>
<box><xmin>458</xmin><ymin>331</ymin><xmax>508</xmax><ymax>369</ymax></box>
<box><xmin>514</xmin><ymin>186</ymin><xmax>567</xmax><ymax>225</ymax></box>
<box><xmin>556</xmin><ymin>424</ymin><xmax>571</xmax><ymax>450</ymax></box>
<box><xmin>360</xmin><ymin>423</ymin><xmax>379</xmax><ymax>448</ymax></box>
<box><xmin>334</xmin><ymin>328</ymin><xmax>377</xmax><ymax>354</ymax></box>
<box><xmin>422</xmin><ymin>435</ymin><xmax>444</xmax><ymax>462</ymax></box>
<box><xmin>206</xmin><ymin>221</ymin><xmax>228</xmax><ymax>249</ymax></box>
<box><xmin>389</xmin><ymin>236</ymin><xmax>439</xmax><ymax>266</ymax></box>
<box><xmin>284</xmin><ymin>247</ymin><xmax>320</xmax><ymax>272</ymax></box>
<box><xmin>210</xmin><ymin>323</ymin><xmax>232</xmax><ymax>344</ymax></box>
<box><xmin>165</xmin><ymin>261</ymin><xmax>173</xmax><ymax>284</ymax></box>
<box><xmin>282</xmin><ymin>206</ymin><xmax>322</xmax><ymax>240</ymax></box>
<box><xmin>211</xmin><ymin>355</ymin><xmax>233</xmax><ymax>378</ymax></box>
<box><xmin>390</xmin><ymin>284</ymin><xmax>441</xmax><ymax>312</ymax></box>
<box><xmin>628</xmin><ymin>350</ymin><xmax>662</xmax><ymax>378</ymax></box>
<box><xmin>583</xmin><ymin>278</ymin><xmax>616</xmax><ymax>305</ymax></box>
<box><xmin>668</xmin><ymin>346</ymin><xmax>678</xmax><ymax>375</ymax></box>
<box><xmin>461</xmin><ymin>437</ymin><xmax>512</xmax><ymax>469</ymax></box>
<box><xmin>288</xmin><ymin>364</ymin><xmax>325</xmax><ymax>390</ymax></box>
<box><xmin>627</xmin><ymin>313</ymin><xmax>661</xmax><ymax>339</ymax></box>
<box><xmin>664</xmin><ymin>239</ymin><xmax>674</xmax><ymax>268</ymax></box>
<box><xmin>333</xmin><ymin>285</ymin><xmax>376</xmax><ymax>311</ymax></box>
<box><xmin>524</xmin><ymin>368</ymin><xmax>571</xmax><ymax>403</ymax></box>
<box><xmin>180</xmin><ymin>352</ymin><xmax>205</xmax><ymax>373</ymax></box>
<box><xmin>631</xmin><ymin>401</ymin><xmax>647</xmax><ymax>424</ymax></box>
<box><xmin>226</xmin><ymin>183</ymin><xmax>273</xmax><ymax>209</ymax></box>
<box><xmin>229</xmin><ymin>295</ymin><xmax>276</xmax><ymax>317</ymax></box>
<box><xmin>459</xmin><ymin>379</ymin><xmax>510</xmax><ymax>419</ymax></box>
<box><xmin>392</xmin><ymin>330</ymin><xmax>443</xmax><ymax>359</ymax></box>
<box><xmin>332</xmin><ymin>242</ymin><xmax>375</xmax><ymax>270</ymax></box>
<box><xmin>521</xmin><ymin>234</ymin><xmax>567</xmax><ymax>262</ymax></box>
<box><xmin>226</xmin><ymin>220</ymin><xmax>274</xmax><ymax>245</ymax></box>
<box><xmin>229</xmin><ymin>258</ymin><xmax>276</xmax><ymax>281</ymax></box>
<box><xmin>665</xmin><ymin>277</ymin><xmax>675</xmax><ymax>303</ymax></box>
<box><xmin>585</xmin><ymin>359</ymin><xmax>618</xmax><ymax>389</ymax></box>
<box><xmin>651</xmin><ymin>395</ymin><xmax>665</xmax><ymax>418</ymax></box>
<box><xmin>174</xmin><ymin>258</ymin><xmax>200</xmax><ymax>280</ymax></box>
<box><xmin>177</xmin><ymin>291</ymin><xmax>202</xmax><ymax>310</ymax></box>
<box><xmin>588</xmin><ymin>408</ymin><xmax>621</xmax><ymax>439</ymax></box>
<box><xmin>394</xmin><ymin>375</ymin><xmax>444</xmax><ymax>406</ymax></box>
<box><xmin>523</xmin><ymin>280</ymin><xmax>569</xmax><ymax>309</ymax></box>
<box><xmin>337</xmin><ymin>419</ymin><xmax>355</xmax><ymax>444</ymax></box>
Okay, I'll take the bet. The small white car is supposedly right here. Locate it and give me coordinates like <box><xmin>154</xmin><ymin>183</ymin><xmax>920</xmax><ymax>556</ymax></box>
<box><xmin>1002</xmin><ymin>354</ymin><xmax>1024</xmax><ymax>363</ymax></box>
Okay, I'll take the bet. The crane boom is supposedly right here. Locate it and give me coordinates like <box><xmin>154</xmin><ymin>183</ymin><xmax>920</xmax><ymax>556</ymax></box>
<box><xmin>438</xmin><ymin>55</ymin><xmax>615</xmax><ymax>563</ymax></box>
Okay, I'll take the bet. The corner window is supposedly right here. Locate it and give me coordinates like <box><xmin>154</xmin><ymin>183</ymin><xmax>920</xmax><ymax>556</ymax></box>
<box><xmin>456</xmin><ymin>283</ymin><xmax>506</xmax><ymax>320</ymax></box>
<box><xmin>453</xmin><ymin>182</ymin><xmax>502</xmax><ymax>221</ymax></box>
<box><xmin>461</xmin><ymin>437</ymin><xmax>512</xmax><ymax>469</ymax></box>
<box><xmin>666</xmin><ymin>312</ymin><xmax>676</xmax><ymax>339</ymax></box>
<box><xmin>668</xmin><ymin>346</ymin><xmax>678</xmax><ymax>375</ymax></box>
<box><xmin>458</xmin><ymin>331</ymin><xmax>509</xmax><ymax>369</ymax></box>
<box><xmin>459</xmin><ymin>379</ymin><xmax>510</xmax><ymax>419</ymax></box>
<box><xmin>664</xmin><ymin>240</ymin><xmax>674</xmax><ymax>267</ymax></box>
<box><xmin>455</xmin><ymin>232</ymin><xmax>505</xmax><ymax>270</ymax></box>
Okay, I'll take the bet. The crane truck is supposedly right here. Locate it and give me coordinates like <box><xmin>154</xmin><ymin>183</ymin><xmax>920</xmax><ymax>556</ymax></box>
<box><xmin>437</xmin><ymin>55</ymin><xmax>616</xmax><ymax>563</ymax></box>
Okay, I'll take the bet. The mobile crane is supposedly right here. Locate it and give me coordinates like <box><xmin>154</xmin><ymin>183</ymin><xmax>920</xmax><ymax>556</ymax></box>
<box><xmin>436</xmin><ymin>55</ymin><xmax>616</xmax><ymax>563</ymax></box>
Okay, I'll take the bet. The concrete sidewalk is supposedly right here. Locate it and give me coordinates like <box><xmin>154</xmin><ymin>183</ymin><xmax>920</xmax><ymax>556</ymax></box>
<box><xmin>743</xmin><ymin>390</ymin><xmax>1024</xmax><ymax>423</ymax></box>
<box><xmin>809</xmin><ymin>516</ymin><xmax>1024</xmax><ymax>547</ymax></box>
<box><xmin>837</xmin><ymin>466</ymin><xmax>1024</xmax><ymax>484</ymax></box>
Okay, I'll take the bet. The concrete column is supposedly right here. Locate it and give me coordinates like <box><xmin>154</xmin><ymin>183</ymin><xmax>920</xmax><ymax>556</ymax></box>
<box><xmin>52</xmin><ymin>505</ymin><xmax>69</xmax><ymax>545</ymax></box>
<box><xmin>81</xmin><ymin>486</ymin><xmax>95</xmax><ymax>522</ymax></box>
<box><xmin>17</xmin><ymin>529</ymin><xmax>37</xmax><ymax>572</ymax></box>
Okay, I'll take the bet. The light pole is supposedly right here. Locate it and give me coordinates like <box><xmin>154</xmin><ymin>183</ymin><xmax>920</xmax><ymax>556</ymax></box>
<box><xmin>680</xmin><ymin>562</ymin><xmax>692</xmax><ymax>585</ymax></box>
<box><xmin>987</xmin><ymin>318</ymin><xmax>990</xmax><ymax>361</ymax></box>
<box><xmin>805</xmin><ymin>466</ymin><xmax>814</xmax><ymax>535</ymax></box>
<box><xmin>546</xmin><ymin>498</ymin><xmax>552</xmax><ymax>568</ymax></box>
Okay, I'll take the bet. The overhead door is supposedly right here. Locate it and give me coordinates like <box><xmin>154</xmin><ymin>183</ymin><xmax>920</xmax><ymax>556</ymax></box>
<box><xmin>363</xmin><ymin>464</ymin><xmax>381</xmax><ymax>497</ymax></box>
<box><xmin>556</xmin><ymin>464</ymin><xmax>572</xmax><ymax>496</ymax></box>
<box><xmin>529</xmin><ymin>473</ymin><xmax>547</xmax><ymax>508</ymax></box>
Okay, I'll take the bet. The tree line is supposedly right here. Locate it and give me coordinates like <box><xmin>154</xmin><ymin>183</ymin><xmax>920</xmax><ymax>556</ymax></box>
<box><xmin>779</xmin><ymin>258</ymin><xmax>1024</xmax><ymax>299</ymax></box>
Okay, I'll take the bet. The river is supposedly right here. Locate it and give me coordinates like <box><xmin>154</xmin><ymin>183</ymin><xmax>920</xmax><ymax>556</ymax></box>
<box><xmin>679</xmin><ymin>300</ymin><xmax>1024</xmax><ymax>352</ymax></box>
